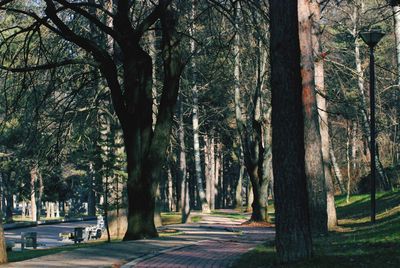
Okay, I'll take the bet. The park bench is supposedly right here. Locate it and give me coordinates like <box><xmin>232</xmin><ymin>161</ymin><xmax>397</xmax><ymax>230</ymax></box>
<box><xmin>14</xmin><ymin>232</ymin><xmax>37</xmax><ymax>251</ymax></box>
<box><xmin>59</xmin><ymin>216</ymin><xmax>105</xmax><ymax>243</ymax></box>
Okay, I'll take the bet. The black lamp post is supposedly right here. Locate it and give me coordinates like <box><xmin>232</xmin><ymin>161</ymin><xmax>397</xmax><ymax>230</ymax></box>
<box><xmin>359</xmin><ymin>29</ymin><xmax>385</xmax><ymax>223</ymax></box>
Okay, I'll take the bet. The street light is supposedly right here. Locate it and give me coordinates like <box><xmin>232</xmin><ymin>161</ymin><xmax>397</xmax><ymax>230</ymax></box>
<box><xmin>359</xmin><ymin>29</ymin><xmax>385</xmax><ymax>223</ymax></box>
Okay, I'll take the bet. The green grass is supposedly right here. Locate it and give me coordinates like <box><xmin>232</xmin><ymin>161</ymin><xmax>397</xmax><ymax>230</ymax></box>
<box><xmin>190</xmin><ymin>215</ymin><xmax>202</xmax><ymax>223</ymax></box>
<box><xmin>160</xmin><ymin>212</ymin><xmax>203</xmax><ymax>225</ymax></box>
<box><xmin>234</xmin><ymin>190</ymin><xmax>400</xmax><ymax>268</ymax></box>
<box><xmin>211</xmin><ymin>211</ymin><xmax>248</xmax><ymax>220</ymax></box>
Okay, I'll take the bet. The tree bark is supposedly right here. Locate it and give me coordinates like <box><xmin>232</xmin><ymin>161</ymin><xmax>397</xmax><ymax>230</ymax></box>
<box><xmin>56</xmin><ymin>201</ymin><xmax>60</xmax><ymax>218</ymax></box>
<box><xmin>346</xmin><ymin>121</ymin><xmax>352</xmax><ymax>202</ymax></box>
<box><xmin>391</xmin><ymin>2</ymin><xmax>400</xmax><ymax>165</ymax></box>
<box><xmin>0</xmin><ymin>223</ymin><xmax>7</xmax><ymax>264</ymax></box>
<box><xmin>329</xmin><ymin>144</ymin><xmax>346</xmax><ymax>193</ymax></box>
<box><xmin>235</xmin><ymin>149</ymin><xmax>244</xmax><ymax>210</ymax></box>
<box><xmin>30</xmin><ymin>167</ymin><xmax>37</xmax><ymax>222</ymax></box>
<box><xmin>298</xmin><ymin>0</ymin><xmax>327</xmax><ymax>235</ymax></box>
<box><xmin>167</xmin><ymin>167</ymin><xmax>174</xmax><ymax>211</ymax></box>
<box><xmin>87</xmin><ymin>162</ymin><xmax>96</xmax><ymax>217</ymax></box>
<box><xmin>190</xmin><ymin>0</ymin><xmax>210</xmax><ymax>213</ymax></box>
<box><xmin>270</xmin><ymin>0</ymin><xmax>313</xmax><ymax>262</ymax></box>
<box><xmin>309</xmin><ymin>0</ymin><xmax>337</xmax><ymax>230</ymax></box>
<box><xmin>37</xmin><ymin>170</ymin><xmax>43</xmax><ymax>221</ymax></box>
<box><xmin>204</xmin><ymin>135</ymin><xmax>212</xmax><ymax>207</ymax></box>
<box><xmin>393</xmin><ymin>3</ymin><xmax>400</xmax><ymax>87</ymax></box>
<box><xmin>178</xmin><ymin>97</ymin><xmax>190</xmax><ymax>223</ymax></box>
<box><xmin>214</xmin><ymin>142</ymin><xmax>221</xmax><ymax>208</ymax></box>
<box><xmin>210</xmin><ymin>135</ymin><xmax>216</xmax><ymax>210</ymax></box>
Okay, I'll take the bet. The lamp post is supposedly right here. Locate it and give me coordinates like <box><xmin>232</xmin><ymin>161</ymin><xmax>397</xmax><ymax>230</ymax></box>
<box><xmin>359</xmin><ymin>29</ymin><xmax>385</xmax><ymax>223</ymax></box>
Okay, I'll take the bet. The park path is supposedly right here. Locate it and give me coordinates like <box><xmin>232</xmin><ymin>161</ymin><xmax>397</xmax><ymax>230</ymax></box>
<box><xmin>2</xmin><ymin>211</ymin><xmax>275</xmax><ymax>268</ymax></box>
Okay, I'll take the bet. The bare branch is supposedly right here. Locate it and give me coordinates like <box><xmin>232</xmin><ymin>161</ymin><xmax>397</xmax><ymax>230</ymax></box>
<box><xmin>55</xmin><ymin>0</ymin><xmax>120</xmax><ymax>42</ymax></box>
<box><xmin>0</xmin><ymin>59</ymin><xmax>94</xmax><ymax>73</ymax></box>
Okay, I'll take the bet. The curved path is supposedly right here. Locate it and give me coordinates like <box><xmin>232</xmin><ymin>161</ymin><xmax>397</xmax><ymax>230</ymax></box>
<box><xmin>129</xmin><ymin>225</ymin><xmax>273</xmax><ymax>268</ymax></box>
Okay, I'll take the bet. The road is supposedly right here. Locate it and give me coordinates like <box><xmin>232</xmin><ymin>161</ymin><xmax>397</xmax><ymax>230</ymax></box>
<box><xmin>5</xmin><ymin>220</ymin><xmax>97</xmax><ymax>249</ymax></box>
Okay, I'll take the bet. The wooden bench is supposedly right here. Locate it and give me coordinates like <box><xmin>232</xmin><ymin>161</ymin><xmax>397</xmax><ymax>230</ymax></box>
<box><xmin>14</xmin><ymin>232</ymin><xmax>37</xmax><ymax>251</ymax></box>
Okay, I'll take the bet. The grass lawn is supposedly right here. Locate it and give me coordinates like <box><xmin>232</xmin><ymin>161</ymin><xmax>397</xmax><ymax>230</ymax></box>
<box><xmin>211</xmin><ymin>211</ymin><xmax>249</xmax><ymax>220</ymax></box>
<box><xmin>160</xmin><ymin>212</ymin><xmax>202</xmax><ymax>225</ymax></box>
<box><xmin>234</xmin><ymin>190</ymin><xmax>400</xmax><ymax>268</ymax></box>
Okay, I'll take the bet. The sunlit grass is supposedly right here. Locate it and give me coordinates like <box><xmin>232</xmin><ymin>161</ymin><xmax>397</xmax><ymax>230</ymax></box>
<box><xmin>234</xmin><ymin>190</ymin><xmax>400</xmax><ymax>268</ymax></box>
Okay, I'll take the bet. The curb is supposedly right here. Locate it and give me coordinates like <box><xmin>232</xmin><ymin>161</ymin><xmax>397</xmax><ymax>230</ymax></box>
<box><xmin>120</xmin><ymin>242</ymin><xmax>197</xmax><ymax>268</ymax></box>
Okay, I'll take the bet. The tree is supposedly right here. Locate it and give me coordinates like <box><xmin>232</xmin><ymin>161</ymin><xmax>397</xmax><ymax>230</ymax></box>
<box><xmin>233</xmin><ymin>1</ymin><xmax>270</xmax><ymax>222</ymax></box>
<box><xmin>0</xmin><ymin>0</ymin><xmax>184</xmax><ymax>240</ymax></box>
<box><xmin>270</xmin><ymin>0</ymin><xmax>312</xmax><ymax>262</ymax></box>
<box><xmin>190</xmin><ymin>0</ymin><xmax>210</xmax><ymax>213</ymax></box>
<box><xmin>298</xmin><ymin>0</ymin><xmax>328</xmax><ymax>235</ymax></box>
<box><xmin>309</xmin><ymin>0</ymin><xmax>338</xmax><ymax>230</ymax></box>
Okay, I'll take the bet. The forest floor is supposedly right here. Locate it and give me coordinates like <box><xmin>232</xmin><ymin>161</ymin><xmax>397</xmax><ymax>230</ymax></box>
<box><xmin>2</xmin><ymin>210</ymin><xmax>275</xmax><ymax>267</ymax></box>
<box><xmin>233</xmin><ymin>189</ymin><xmax>400</xmax><ymax>268</ymax></box>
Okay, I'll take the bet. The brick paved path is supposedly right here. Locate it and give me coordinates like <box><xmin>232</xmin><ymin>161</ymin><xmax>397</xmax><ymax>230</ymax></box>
<box><xmin>133</xmin><ymin>239</ymin><xmax>257</xmax><ymax>268</ymax></box>
<box><xmin>125</xmin><ymin>226</ymin><xmax>274</xmax><ymax>268</ymax></box>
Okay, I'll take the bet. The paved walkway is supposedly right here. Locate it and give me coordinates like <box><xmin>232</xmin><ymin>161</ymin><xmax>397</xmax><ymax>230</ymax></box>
<box><xmin>5</xmin><ymin>220</ymin><xmax>97</xmax><ymax>249</ymax></box>
<box><xmin>2</xmin><ymin>212</ymin><xmax>275</xmax><ymax>268</ymax></box>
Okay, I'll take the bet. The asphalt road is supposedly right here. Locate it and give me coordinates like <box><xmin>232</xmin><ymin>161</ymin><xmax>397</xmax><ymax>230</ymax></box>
<box><xmin>5</xmin><ymin>220</ymin><xmax>97</xmax><ymax>249</ymax></box>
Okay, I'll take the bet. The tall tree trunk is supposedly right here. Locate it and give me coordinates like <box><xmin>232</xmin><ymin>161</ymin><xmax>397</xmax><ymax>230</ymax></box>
<box><xmin>87</xmin><ymin>162</ymin><xmax>96</xmax><ymax>217</ymax></box>
<box><xmin>167</xmin><ymin>167</ymin><xmax>174</xmax><ymax>211</ymax></box>
<box><xmin>204</xmin><ymin>135</ymin><xmax>211</xmax><ymax>206</ymax></box>
<box><xmin>37</xmin><ymin>171</ymin><xmax>43</xmax><ymax>221</ymax></box>
<box><xmin>393</xmin><ymin>3</ymin><xmax>400</xmax><ymax>84</ymax></box>
<box><xmin>298</xmin><ymin>0</ymin><xmax>327</xmax><ymax>235</ymax></box>
<box><xmin>123</xmin><ymin>6</ymin><xmax>183</xmax><ymax>239</ymax></box>
<box><xmin>149</xmin><ymin>25</ymin><xmax>164</xmax><ymax>223</ymax></box>
<box><xmin>235</xmin><ymin>149</ymin><xmax>244</xmax><ymax>210</ymax></box>
<box><xmin>56</xmin><ymin>201</ymin><xmax>60</xmax><ymax>218</ymax></box>
<box><xmin>262</xmin><ymin>110</ymin><xmax>273</xmax><ymax>222</ymax></box>
<box><xmin>219</xmin><ymin>153</ymin><xmax>224</xmax><ymax>208</ymax></box>
<box><xmin>310</xmin><ymin>0</ymin><xmax>337</xmax><ymax>230</ymax></box>
<box><xmin>391</xmin><ymin>2</ymin><xmax>400</xmax><ymax>165</ymax></box>
<box><xmin>233</xmin><ymin>2</ymin><xmax>267</xmax><ymax>221</ymax></box>
<box><xmin>270</xmin><ymin>0</ymin><xmax>313</xmax><ymax>262</ymax></box>
<box><xmin>5</xmin><ymin>194</ymin><xmax>13</xmax><ymax>223</ymax></box>
<box><xmin>247</xmin><ymin>180</ymin><xmax>253</xmax><ymax>212</ymax></box>
<box><xmin>21</xmin><ymin>200</ymin><xmax>26</xmax><ymax>219</ymax></box>
<box><xmin>4</xmin><ymin>172</ymin><xmax>13</xmax><ymax>223</ymax></box>
<box><xmin>346</xmin><ymin>121</ymin><xmax>352</xmax><ymax>203</ymax></box>
<box><xmin>214</xmin><ymin>143</ymin><xmax>221</xmax><ymax>209</ymax></box>
<box><xmin>210</xmin><ymin>135</ymin><xmax>216</xmax><ymax>210</ymax></box>
<box><xmin>0</xmin><ymin>223</ymin><xmax>7</xmax><ymax>264</ymax></box>
<box><xmin>204</xmin><ymin>133</ymin><xmax>216</xmax><ymax>210</ymax></box>
<box><xmin>51</xmin><ymin>202</ymin><xmax>56</xmax><ymax>218</ymax></box>
<box><xmin>190</xmin><ymin>1</ymin><xmax>210</xmax><ymax>213</ymax></box>
<box><xmin>0</xmin><ymin>173</ymin><xmax>3</xmax><ymax>218</ymax></box>
<box><xmin>30</xmin><ymin>167</ymin><xmax>37</xmax><ymax>222</ymax></box>
<box><xmin>178</xmin><ymin>97</ymin><xmax>190</xmax><ymax>223</ymax></box>
<box><xmin>46</xmin><ymin>202</ymin><xmax>50</xmax><ymax>219</ymax></box>
<box><xmin>330</xmin><ymin>145</ymin><xmax>346</xmax><ymax>194</ymax></box>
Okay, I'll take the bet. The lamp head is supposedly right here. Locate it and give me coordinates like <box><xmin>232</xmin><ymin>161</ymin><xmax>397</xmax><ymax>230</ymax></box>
<box><xmin>359</xmin><ymin>29</ymin><xmax>385</xmax><ymax>48</ymax></box>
